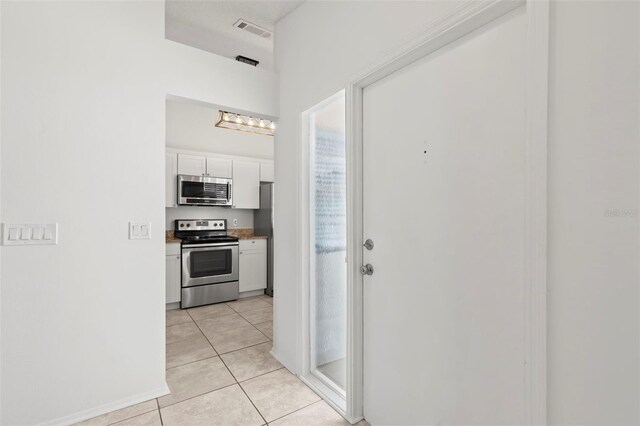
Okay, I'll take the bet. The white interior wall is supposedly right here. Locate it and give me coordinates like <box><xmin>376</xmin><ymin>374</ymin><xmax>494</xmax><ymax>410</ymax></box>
<box><xmin>547</xmin><ymin>2</ymin><xmax>639</xmax><ymax>424</ymax></box>
<box><xmin>274</xmin><ymin>1</ymin><xmax>639</xmax><ymax>424</ymax></box>
<box><xmin>166</xmin><ymin>99</ymin><xmax>274</xmax><ymax>158</ymax></box>
<box><xmin>0</xmin><ymin>1</ymin><xmax>276</xmax><ymax>424</ymax></box>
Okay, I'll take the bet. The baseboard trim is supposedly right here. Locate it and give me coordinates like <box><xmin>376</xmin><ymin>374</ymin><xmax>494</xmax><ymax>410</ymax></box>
<box><xmin>165</xmin><ymin>302</ymin><xmax>180</xmax><ymax>311</ymax></box>
<box><xmin>42</xmin><ymin>383</ymin><xmax>170</xmax><ymax>426</ymax></box>
<box><xmin>239</xmin><ymin>289</ymin><xmax>265</xmax><ymax>299</ymax></box>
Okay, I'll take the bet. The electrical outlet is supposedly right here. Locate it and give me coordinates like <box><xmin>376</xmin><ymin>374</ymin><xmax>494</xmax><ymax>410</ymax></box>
<box><xmin>233</xmin><ymin>218</ymin><xmax>238</xmax><ymax>227</ymax></box>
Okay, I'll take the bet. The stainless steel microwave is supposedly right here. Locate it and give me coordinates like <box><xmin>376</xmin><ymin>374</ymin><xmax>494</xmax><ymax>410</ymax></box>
<box><xmin>177</xmin><ymin>175</ymin><xmax>233</xmax><ymax>206</ymax></box>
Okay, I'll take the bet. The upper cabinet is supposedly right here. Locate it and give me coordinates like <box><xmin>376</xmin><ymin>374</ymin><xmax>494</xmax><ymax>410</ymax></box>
<box><xmin>177</xmin><ymin>154</ymin><xmax>207</xmax><ymax>176</ymax></box>
<box><xmin>168</xmin><ymin>150</ymin><xmax>272</xmax><ymax>209</ymax></box>
<box><xmin>206</xmin><ymin>157</ymin><xmax>233</xmax><ymax>178</ymax></box>
<box><xmin>260</xmin><ymin>161</ymin><xmax>274</xmax><ymax>182</ymax></box>
<box><xmin>165</xmin><ymin>153</ymin><xmax>178</xmax><ymax>208</ymax></box>
<box><xmin>232</xmin><ymin>160</ymin><xmax>260</xmax><ymax>209</ymax></box>
<box><xmin>177</xmin><ymin>154</ymin><xmax>232</xmax><ymax>179</ymax></box>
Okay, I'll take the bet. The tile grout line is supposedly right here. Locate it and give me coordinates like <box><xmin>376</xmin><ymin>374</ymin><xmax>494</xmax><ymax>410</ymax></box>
<box><xmin>161</xmin><ymin>318</ymin><xmax>243</xmax><ymax>412</ymax></box>
<box><xmin>162</xmin><ymin>300</ymin><xmax>274</xmax><ymax>422</ymax></box>
<box><xmin>190</xmin><ymin>318</ymin><xmax>223</xmax><ymax>362</ymax></box>
<box><xmin>264</xmin><ymin>399</ymin><xmax>324</xmax><ymax>425</ymax></box>
<box><xmin>158</xmin><ymin>365</ymin><xmax>285</xmax><ymax>411</ymax></box>
<box><xmin>190</xmin><ymin>307</ymin><xmax>271</xmax><ymax>353</ymax></box>
<box><xmin>167</xmin><ymin>315</ymin><xmax>269</xmax><ymax>369</ymax></box>
<box><xmin>186</xmin><ymin>308</ymin><xmax>240</xmax><ymax>322</ymax></box>
<box><xmin>158</xmin><ymin>382</ymin><xmax>239</xmax><ymax>410</ymax></box>
<box><xmin>196</xmin><ymin>322</ymin><xmax>269</xmax><ymax>354</ymax></box>
<box><xmin>225</xmin><ymin>300</ymin><xmax>273</xmax><ymax>340</ymax></box>
<box><xmin>248</xmin><ymin>316</ymin><xmax>273</xmax><ymax>341</ymax></box>
<box><xmin>217</xmin><ymin>340</ymin><xmax>272</xmax><ymax>356</ymax></box>
<box><xmin>186</xmin><ymin>299</ymin><xmax>272</xmax><ymax>425</ymax></box>
<box><xmin>103</xmin><ymin>407</ymin><xmax>158</xmax><ymax>426</ymax></box>
<box><xmin>216</xmin><ymin>349</ymin><xmax>270</xmax><ymax>426</ymax></box>
<box><xmin>156</xmin><ymin>398</ymin><xmax>164</xmax><ymax>426</ymax></box>
<box><xmin>166</xmin><ymin>354</ymin><xmax>218</xmax><ymax>371</ymax></box>
<box><xmin>237</xmin><ymin>367</ymin><xmax>286</xmax><ymax>384</ymax></box>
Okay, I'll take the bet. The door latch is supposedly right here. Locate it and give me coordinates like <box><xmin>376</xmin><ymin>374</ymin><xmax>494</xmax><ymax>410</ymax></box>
<box><xmin>363</xmin><ymin>239</ymin><xmax>374</xmax><ymax>251</ymax></box>
<box><xmin>360</xmin><ymin>263</ymin><xmax>374</xmax><ymax>276</ymax></box>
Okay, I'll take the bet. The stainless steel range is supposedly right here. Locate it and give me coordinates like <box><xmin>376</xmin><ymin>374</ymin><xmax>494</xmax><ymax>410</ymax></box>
<box><xmin>175</xmin><ymin>219</ymin><xmax>239</xmax><ymax>308</ymax></box>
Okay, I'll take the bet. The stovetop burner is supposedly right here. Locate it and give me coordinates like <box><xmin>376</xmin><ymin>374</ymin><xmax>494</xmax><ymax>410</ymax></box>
<box><xmin>180</xmin><ymin>235</ymin><xmax>239</xmax><ymax>244</ymax></box>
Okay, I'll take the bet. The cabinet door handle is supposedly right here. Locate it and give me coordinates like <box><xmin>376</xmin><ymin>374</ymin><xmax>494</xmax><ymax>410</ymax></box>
<box><xmin>176</xmin><ymin>256</ymin><xmax>180</xmax><ymax>259</ymax></box>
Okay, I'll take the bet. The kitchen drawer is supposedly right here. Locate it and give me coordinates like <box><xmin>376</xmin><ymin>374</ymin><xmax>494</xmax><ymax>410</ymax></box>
<box><xmin>239</xmin><ymin>238</ymin><xmax>266</xmax><ymax>251</ymax></box>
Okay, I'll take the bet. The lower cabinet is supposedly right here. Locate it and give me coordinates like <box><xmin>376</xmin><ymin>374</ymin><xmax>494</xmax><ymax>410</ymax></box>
<box><xmin>239</xmin><ymin>239</ymin><xmax>267</xmax><ymax>293</ymax></box>
<box><xmin>166</xmin><ymin>243</ymin><xmax>181</xmax><ymax>304</ymax></box>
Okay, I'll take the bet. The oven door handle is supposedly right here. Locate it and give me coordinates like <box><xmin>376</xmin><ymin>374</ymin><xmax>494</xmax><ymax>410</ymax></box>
<box><xmin>182</xmin><ymin>243</ymin><xmax>239</xmax><ymax>250</ymax></box>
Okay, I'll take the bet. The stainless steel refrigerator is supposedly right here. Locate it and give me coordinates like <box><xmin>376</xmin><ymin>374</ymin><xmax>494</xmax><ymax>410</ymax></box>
<box><xmin>254</xmin><ymin>182</ymin><xmax>274</xmax><ymax>297</ymax></box>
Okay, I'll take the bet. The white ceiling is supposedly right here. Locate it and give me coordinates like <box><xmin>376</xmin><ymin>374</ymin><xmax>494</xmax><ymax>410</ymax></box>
<box><xmin>165</xmin><ymin>0</ymin><xmax>304</xmax><ymax>71</ymax></box>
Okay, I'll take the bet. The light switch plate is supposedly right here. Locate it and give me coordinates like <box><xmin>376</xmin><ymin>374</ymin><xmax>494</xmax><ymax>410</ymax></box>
<box><xmin>129</xmin><ymin>222</ymin><xmax>151</xmax><ymax>240</ymax></box>
<box><xmin>2</xmin><ymin>223</ymin><xmax>58</xmax><ymax>246</ymax></box>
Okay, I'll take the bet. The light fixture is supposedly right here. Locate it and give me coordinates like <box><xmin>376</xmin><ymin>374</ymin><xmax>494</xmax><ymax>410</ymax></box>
<box><xmin>215</xmin><ymin>111</ymin><xmax>275</xmax><ymax>136</ymax></box>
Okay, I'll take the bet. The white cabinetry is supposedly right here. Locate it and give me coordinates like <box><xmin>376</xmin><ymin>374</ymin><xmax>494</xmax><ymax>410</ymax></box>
<box><xmin>207</xmin><ymin>157</ymin><xmax>233</xmax><ymax>178</ymax></box>
<box><xmin>177</xmin><ymin>154</ymin><xmax>207</xmax><ymax>176</ymax></box>
<box><xmin>239</xmin><ymin>239</ymin><xmax>267</xmax><ymax>293</ymax></box>
<box><xmin>177</xmin><ymin>154</ymin><xmax>233</xmax><ymax>178</ymax></box>
<box><xmin>167</xmin><ymin>150</ymin><xmax>270</xmax><ymax>209</ymax></box>
<box><xmin>232</xmin><ymin>160</ymin><xmax>260</xmax><ymax>209</ymax></box>
<box><xmin>260</xmin><ymin>161</ymin><xmax>274</xmax><ymax>182</ymax></box>
<box><xmin>166</xmin><ymin>243</ymin><xmax>181</xmax><ymax>304</ymax></box>
<box><xmin>166</xmin><ymin>153</ymin><xmax>178</xmax><ymax>208</ymax></box>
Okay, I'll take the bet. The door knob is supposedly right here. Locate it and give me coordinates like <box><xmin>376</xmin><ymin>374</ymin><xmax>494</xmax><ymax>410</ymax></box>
<box><xmin>363</xmin><ymin>239</ymin><xmax>374</xmax><ymax>250</ymax></box>
<box><xmin>360</xmin><ymin>264</ymin><xmax>374</xmax><ymax>276</ymax></box>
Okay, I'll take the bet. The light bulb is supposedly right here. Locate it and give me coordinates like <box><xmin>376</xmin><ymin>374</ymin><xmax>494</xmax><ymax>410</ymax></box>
<box><xmin>259</xmin><ymin>120</ymin><xmax>265</xmax><ymax>127</ymax></box>
<box><xmin>223</xmin><ymin>113</ymin><xmax>230</xmax><ymax>121</ymax></box>
<box><xmin>269</xmin><ymin>122</ymin><xmax>276</xmax><ymax>130</ymax></box>
<box><xmin>235</xmin><ymin>116</ymin><xmax>242</xmax><ymax>124</ymax></box>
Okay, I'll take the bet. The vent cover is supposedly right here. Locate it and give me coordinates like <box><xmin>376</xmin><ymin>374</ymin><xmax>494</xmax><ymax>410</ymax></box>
<box><xmin>233</xmin><ymin>19</ymin><xmax>272</xmax><ymax>39</ymax></box>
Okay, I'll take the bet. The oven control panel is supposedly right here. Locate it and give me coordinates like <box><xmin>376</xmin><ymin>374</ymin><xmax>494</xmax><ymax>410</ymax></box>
<box><xmin>176</xmin><ymin>219</ymin><xmax>226</xmax><ymax>231</ymax></box>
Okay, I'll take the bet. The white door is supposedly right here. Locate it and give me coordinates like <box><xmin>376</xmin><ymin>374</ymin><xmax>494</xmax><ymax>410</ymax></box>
<box><xmin>232</xmin><ymin>160</ymin><xmax>260</xmax><ymax>209</ymax></box>
<box><xmin>206</xmin><ymin>157</ymin><xmax>233</xmax><ymax>178</ymax></box>
<box><xmin>177</xmin><ymin>154</ymin><xmax>207</xmax><ymax>176</ymax></box>
<box><xmin>260</xmin><ymin>161</ymin><xmax>275</xmax><ymax>182</ymax></box>
<box><xmin>363</xmin><ymin>7</ymin><xmax>527</xmax><ymax>425</ymax></box>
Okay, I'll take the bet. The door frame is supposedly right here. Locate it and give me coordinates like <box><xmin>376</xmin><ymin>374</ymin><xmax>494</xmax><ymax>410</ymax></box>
<box><xmin>345</xmin><ymin>0</ymin><xmax>549</xmax><ymax>423</ymax></box>
<box><xmin>299</xmin><ymin>90</ymin><xmax>349</xmax><ymax>416</ymax></box>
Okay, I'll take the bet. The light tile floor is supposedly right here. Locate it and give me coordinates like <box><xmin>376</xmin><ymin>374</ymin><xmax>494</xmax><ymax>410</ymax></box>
<box><xmin>78</xmin><ymin>295</ymin><xmax>365</xmax><ymax>426</ymax></box>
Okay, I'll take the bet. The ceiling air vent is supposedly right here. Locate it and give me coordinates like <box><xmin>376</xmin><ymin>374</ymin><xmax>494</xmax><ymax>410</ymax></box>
<box><xmin>236</xmin><ymin>56</ymin><xmax>259</xmax><ymax>67</ymax></box>
<box><xmin>233</xmin><ymin>19</ymin><xmax>272</xmax><ymax>39</ymax></box>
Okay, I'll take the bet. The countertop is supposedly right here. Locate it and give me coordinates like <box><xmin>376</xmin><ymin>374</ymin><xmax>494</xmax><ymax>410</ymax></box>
<box><xmin>166</xmin><ymin>229</ymin><xmax>268</xmax><ymax>243</ymax></box>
